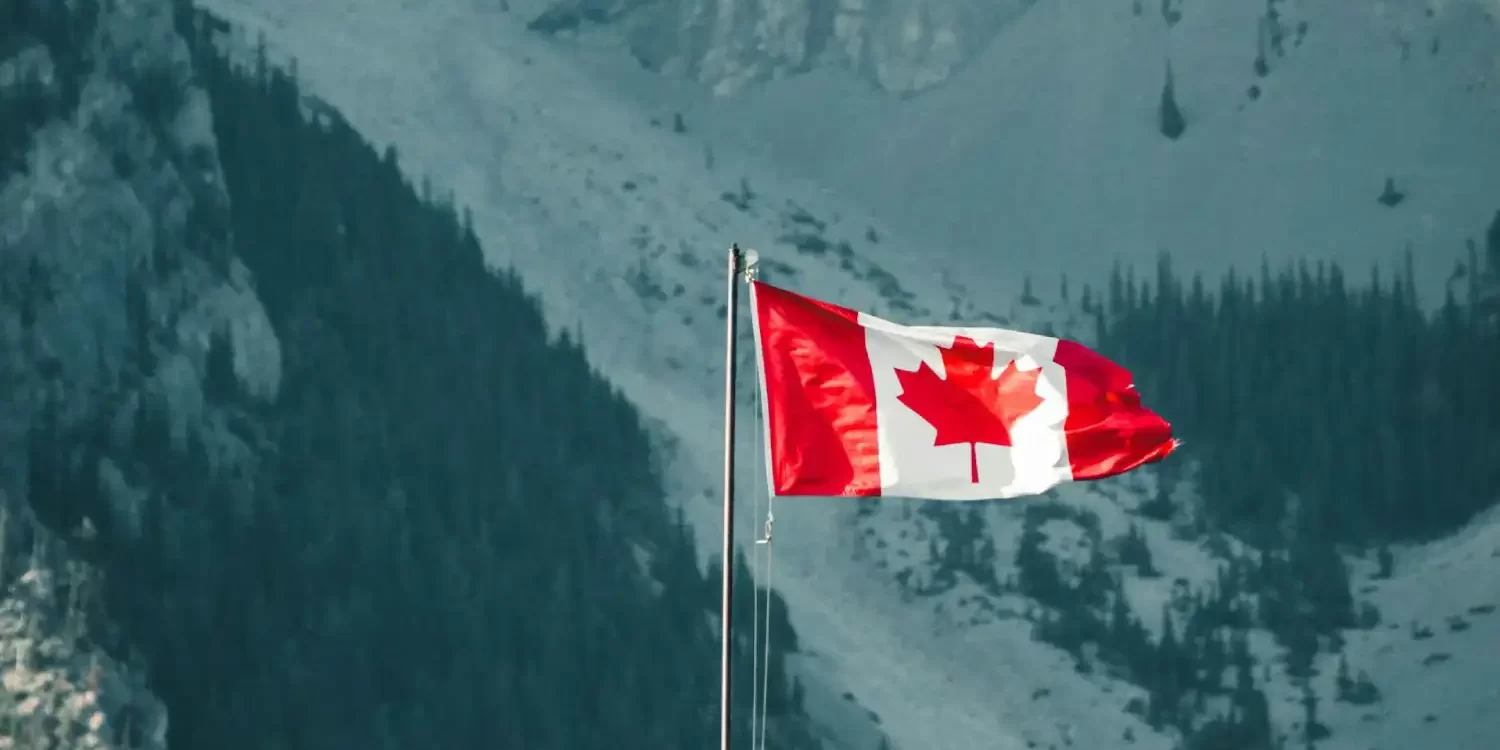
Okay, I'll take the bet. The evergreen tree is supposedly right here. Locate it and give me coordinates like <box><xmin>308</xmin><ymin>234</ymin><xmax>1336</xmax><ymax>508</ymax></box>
<box><xmin>1118</xmin><ymin>522</ymin><xmax>1158</xmax><ymax>576</ymax></box>
<box><xmin>1335</xmin><ymin>654</ymin><xmax>1352</xmax><ymax>700</ymax></box>
<box><xmin>202</xmin><ymin>329</ymin><xmax>239</xmax><ymax>405</ymax></box>
<box><xmin>1158</xmin><ymin>62</ymin><xmax>1186</xmax><ymax>140</ymax></box>
<box><xmin>1300</xmin><ymin>684</ymin><xmax>1329</xmax><ymax>746</ymax></box>
<box><xmin>1375</xmin><ymin>545</ymin><xmax>1393</xmax><ymax>579</ymax></box>
<box><xmin>1015</xmin><ymin>508</ymin><xmax>1062</xmax><ymax>605</ymax></box>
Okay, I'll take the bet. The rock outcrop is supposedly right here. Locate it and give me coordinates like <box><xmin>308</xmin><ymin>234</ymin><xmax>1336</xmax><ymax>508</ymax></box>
<box><xmin>0</xmin><ymin>0</ymin><xmax>281</xmax><ymax>745</ymax></box>
<box><xmin>534</xmin><ymin>0</ymin><xmax>1038</xmax><ymax>95</ymax></box>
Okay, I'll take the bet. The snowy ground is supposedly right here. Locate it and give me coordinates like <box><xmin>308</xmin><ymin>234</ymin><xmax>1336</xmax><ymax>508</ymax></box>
<box><xmin>1312</xmin><ymin>508</ymin><xmax>1500</xmax><ymax>750</ymax></box>
<box><xmin>853</xmin><ymin>447</ymin><xmax>1500</xmax><ymax>750</ymax></box>
<box><xmin>675</xmin><ymin>0</ymin><xmax>1500</xmax><ymax>308</ymax></box>
<box><xmin>194</xmin><ymin>1</ymin><xmax>1499</xmax><ymax>749</ymax></box>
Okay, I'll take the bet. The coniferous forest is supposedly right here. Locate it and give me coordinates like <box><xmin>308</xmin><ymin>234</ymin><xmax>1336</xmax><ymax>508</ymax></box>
<box><xmin>1095</xmin><ymin>246</ymin><xmax>1500</xmax><ymax>548</ymax></box>
<box><xmin>987</xmin><ymin>236</ymin><xmax>1500</xmax><ymax>749</ymax></box>
<box><xmin>19</xmin><ymin>3</ymin><xmax>811</xmax><ymax>749</ymax></box>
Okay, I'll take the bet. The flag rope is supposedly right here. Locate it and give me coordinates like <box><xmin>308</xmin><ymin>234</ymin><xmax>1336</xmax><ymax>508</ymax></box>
<box><xmin>750</xmin><ymin>387</ymin><xmax>763</xmax><ymax>750</ymax></box>
<box><xmin>747</xmin><ymin>256</ymin><xmax>776</xmax><ymax>750</ymax></box>
<box><xmin>753</xmin><ymin>363</ymin><xmax>776</xmax><ymax>750</ymax></box>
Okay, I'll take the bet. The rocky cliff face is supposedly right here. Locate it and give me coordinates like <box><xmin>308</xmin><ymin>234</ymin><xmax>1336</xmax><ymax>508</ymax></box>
<box><xmin>536</xmin><ymin>0</ymin><xmax>1036</xmax><ymax>95</ymax></box>
<box><xmin>0</xmin><ymin>0</ymin><xmax>280</xmax><ymax>746</ymax></box>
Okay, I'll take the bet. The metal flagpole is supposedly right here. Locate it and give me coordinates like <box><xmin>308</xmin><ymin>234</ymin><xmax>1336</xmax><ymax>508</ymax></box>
<box><xmin>720</xmin><ymin>243</ymin><xmax>743</xmax><ymax>750</ymax></box>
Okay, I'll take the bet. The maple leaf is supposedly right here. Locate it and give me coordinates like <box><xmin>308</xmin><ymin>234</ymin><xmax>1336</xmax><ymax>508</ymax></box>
<box><xmin>895</xmin><ymin>336</ymin><xmax>1046</xmax><ymax>483</ymax></box>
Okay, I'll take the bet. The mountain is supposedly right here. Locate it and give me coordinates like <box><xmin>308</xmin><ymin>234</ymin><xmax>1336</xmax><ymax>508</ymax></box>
<box><xmin>9</xmin><ymin>0</ymin><xmax>1497</xmax><ymax>749</ymax></box>
<box><xmin>192</xmin><ymin>0</ymin><xmax>1500</xmax><ymax>749</ymax></box>
<box><xmin>2</xmin><ymin>0</ymin><xmax>239</xmax><ymax>744</ymax></box>
<box><xmin>2</xmin><ymin>1</ymin><xmax>834</xmax><ymax>748</ymax></box>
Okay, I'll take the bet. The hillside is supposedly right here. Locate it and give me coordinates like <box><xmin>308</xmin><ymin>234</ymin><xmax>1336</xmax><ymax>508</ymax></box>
<box><xmin>656</xmin><ymin>0</ymin><xmax>1500</xmax><ymax>308</ymax></box>
<box><xmin>2</xmin><ymin>0</ymin><xmax>829</xmax><ymax>748</ymax></box>
<box><xmin>181</xmin><ymin>1</ymin><xmax>1500</xmax><ymax>749</ymax></box>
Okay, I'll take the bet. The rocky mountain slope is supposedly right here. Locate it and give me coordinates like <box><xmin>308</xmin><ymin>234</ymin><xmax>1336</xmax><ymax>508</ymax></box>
<box><xmin>528</xmin><ymin>0</ymin><xmax>1038</xmax><ymax>95</ymax></box>
<box><xmin>194</xmin><ymin>1</ymin><xmax>1500</xmax><ymax>749</ymax></box>
<box><xmin>1</xmin><ymin>0</ymin><xmax>274</xmax><ymax>745</ymax></box>
<box><xmin>5</xmin><ymin>1</ymin><xmax>844</xmax><ymax>749</ymax></box>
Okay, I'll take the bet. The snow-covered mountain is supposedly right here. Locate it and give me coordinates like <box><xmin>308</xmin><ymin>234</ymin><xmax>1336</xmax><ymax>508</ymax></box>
<box><xmin>525</xmin><ymin>0</ymin><xmax>1039</xmax><ymax>96</ymax></box>
<box><xmin>191</xmin><ymin>1</ymin><xmax>1500</xmax><ymax>749</ymax></box>
<box><xmin>624</xmin><ymin>0</ymin><xmax>1500</xmax><ymax>309</ymax></box>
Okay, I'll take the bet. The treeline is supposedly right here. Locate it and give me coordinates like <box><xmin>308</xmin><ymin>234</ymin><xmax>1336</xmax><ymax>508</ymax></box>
<box><xmin>918</xmin><ymin>238</ymin><xmax>1500</xmax><ymax>748</ymax></box>
<box><xmin>22</xmin><ymin>3</ymin><xmax>813</xmax><ymax>750</ymax></box>
<box><xmin>1082</xmin><ymin>240</ymin><xmax>1495</xmax><ymax>704</ymax></box>
<box><xmin>1089</xmin><ymin>241</ymin><xmax>1500</xmax><ymax>547</ymax></box>
<box><xmin>1044</xmin><ymin>234</ymin><xmax>1498</xmax><ymax>746</ymax></box>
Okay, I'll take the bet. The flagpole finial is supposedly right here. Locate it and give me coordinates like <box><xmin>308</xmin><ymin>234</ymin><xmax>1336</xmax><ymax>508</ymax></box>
<box><xmin>728</xmin><ymin>243</ymin><xmax>759</xmax><ymax>281</ymax></box>
<box><xmin>741</xmin><ymin>248</ymin><xmax>760</xmax><ymax>283</ymax></box>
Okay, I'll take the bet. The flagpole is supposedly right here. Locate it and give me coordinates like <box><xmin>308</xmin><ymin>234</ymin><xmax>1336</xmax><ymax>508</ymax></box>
<box><xmin>720</xmin><ymin>243</ymin><xmax>743</xmax><ymax>750</ymax></box>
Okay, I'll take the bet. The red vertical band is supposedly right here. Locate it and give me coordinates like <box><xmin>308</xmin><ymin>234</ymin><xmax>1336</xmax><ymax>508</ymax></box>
<box><xmin>751</xmin><ymin>282</ymin><xmax>883</xmax><ymax>496</ymax></box>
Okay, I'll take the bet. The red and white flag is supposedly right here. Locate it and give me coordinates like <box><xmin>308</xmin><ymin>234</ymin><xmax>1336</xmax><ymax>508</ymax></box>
<box><xmin>749</xmin><ymin>281</ymin><xmax>1177</xmax><ymax>500</ymax></box>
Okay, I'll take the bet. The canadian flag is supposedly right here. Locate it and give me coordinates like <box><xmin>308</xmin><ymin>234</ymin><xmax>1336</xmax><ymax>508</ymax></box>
<box><xmin>749</xmin><ymin>281</ymin><xmax>1177</xmax><ymax>500</ymax></box>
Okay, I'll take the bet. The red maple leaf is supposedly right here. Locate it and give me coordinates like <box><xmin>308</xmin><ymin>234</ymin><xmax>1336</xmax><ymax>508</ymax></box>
<box><xmin>895</xmin><ymin>336</ymin><xmax>1046</xmax><ymax>483</ymax></box>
